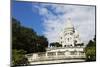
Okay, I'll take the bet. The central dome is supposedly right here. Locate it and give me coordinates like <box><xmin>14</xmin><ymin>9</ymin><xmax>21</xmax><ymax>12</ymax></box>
<box><xmin>66</xmin><ymin>18</ymin><xmax>74</xmax><ymax>29</ymax></box>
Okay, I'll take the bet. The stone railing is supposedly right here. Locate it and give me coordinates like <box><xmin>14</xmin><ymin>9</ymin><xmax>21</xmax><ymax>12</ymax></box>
<box><xmin>26</xmin><ymin>51</ymin><xmax>86</xmax><ymax>62</ymax></box>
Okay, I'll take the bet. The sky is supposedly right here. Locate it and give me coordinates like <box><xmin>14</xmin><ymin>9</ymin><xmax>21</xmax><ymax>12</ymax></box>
<box><xmin>12</xmin><ymin>1</ymin><xmax>96</xmax><ymax>44</ymax></box>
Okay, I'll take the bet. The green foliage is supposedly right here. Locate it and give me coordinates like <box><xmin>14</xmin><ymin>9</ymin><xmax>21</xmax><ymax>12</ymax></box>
<box><xmin>12</xmin><ymin>18</ymin><xmax>49</xmax><ymax>66</ymax></box>
<box><xmin>50</xmin><ymin>42</ymin><xmax>62</xmax><ymax>47</ymax></box>
<box><xmin>85</xmin><ymin>36</ymin><xmax>96</xmax><ymax>61</ymax></box>
<box><xmin>12</xmin><ymin>49</ymin><xmax>29</xmax><ymax>66</ymax></box>
<box><xmin>12</xmin><ymin>18</ymin><xmax>48</xmax><ymax>53</ymax></box>
<box><xmin>75</xmin><ymin>43</ymin><xmax>84</xmax><ymax>46</ymax></box>
<box><xmin>36</xmin><ymin>36</ymin><xmax>48</xmax><ymax>48</ymax></box>
<box><xmin>74</xmin><ymin>40</ymin><xmax>84</xmax><ymax>46</ymax></box>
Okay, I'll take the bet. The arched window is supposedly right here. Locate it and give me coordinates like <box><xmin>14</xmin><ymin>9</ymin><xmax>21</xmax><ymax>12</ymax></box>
<box><xmin>61</xmin><ymin>41</ymin><xmax>63</xmax><ymax>44</ymax></box>
<box><xmin>68</xmin><ymin>38</ymin><xmax>69</xmax><ymax>42</ymax></box>
<box><xmin>70</xmin><ymin>32</ymin><xmax>73</xmax><ymax>35</ymax></box>
<box><xmin>70</xmin><ymin>44</ymin><xmax>72</xmax><ymax>46</ymax></box>
<box><xmin>61</xmin><ymin>37</ymin><xmax>62</xmax><ymax>39</ymax></box>
<box><xmin>64</xmin><ymin>45</ymin><xmax>66</xmax><ymax>47</ymax></box>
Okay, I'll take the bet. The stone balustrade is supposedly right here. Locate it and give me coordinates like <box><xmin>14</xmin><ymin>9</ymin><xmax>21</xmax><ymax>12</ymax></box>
<box><xmin>26</xmin><ymin>51</ymin><xmax>86</xmax><ymax>62</ymax></box>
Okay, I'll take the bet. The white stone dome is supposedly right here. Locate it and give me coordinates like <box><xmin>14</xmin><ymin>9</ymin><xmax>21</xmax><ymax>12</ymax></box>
<box><xmin>66</xmin><ymin>18</ymin><xmax>74</xmax><ymax>29</ymax></box>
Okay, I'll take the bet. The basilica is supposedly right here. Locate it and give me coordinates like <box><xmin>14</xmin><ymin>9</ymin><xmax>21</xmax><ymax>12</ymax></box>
<box><xmin>59</xmin><ymin>18</ymin><xmax>82</xmax><ymax>47</ymax></box>
<box><xmin>26</xmin><ymin>18</ymin><xmax>86</xmax><ymax>64</ymax></box>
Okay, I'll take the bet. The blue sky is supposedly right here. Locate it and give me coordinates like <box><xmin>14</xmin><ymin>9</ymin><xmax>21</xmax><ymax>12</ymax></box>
<box><xmin>12</xmin><ymin>1</ymin><xmax>95</xmax><ymax>44</ymax></box>
<box><xmin>12</xmin><ymin>1</ymin><xmax>65</xmax><ymax>36</ymax></box>
<box><xmin>12</xmin><ymin>1</ymin><xmax>45</xmax><ymax>35</ymax></box>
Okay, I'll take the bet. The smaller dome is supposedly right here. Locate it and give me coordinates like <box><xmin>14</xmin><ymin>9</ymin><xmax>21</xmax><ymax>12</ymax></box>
<box><xmin>74</xmin><ymin>30</ymin><xmax>79</xmax><ymax>37</ymax></box>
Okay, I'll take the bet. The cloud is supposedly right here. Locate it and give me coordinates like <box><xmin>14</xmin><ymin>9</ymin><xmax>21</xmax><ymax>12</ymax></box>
<box><xmin>32</xmin><ymin>3</ymin><xmax>95</xmax><ymax>45</ymax></box>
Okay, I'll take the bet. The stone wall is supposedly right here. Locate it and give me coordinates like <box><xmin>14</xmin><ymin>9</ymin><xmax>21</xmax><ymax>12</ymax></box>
<box><xmin>26</xmin><ymin>49</ymin><xmax>86</xmax><ymax>63</ymax></box>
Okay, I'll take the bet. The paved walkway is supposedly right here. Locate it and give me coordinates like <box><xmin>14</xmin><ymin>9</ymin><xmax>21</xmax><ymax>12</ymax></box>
<box><xmin>30</xmin><ymin>59</ymin><xmax>85</xmax><ymax>65</ymax></box>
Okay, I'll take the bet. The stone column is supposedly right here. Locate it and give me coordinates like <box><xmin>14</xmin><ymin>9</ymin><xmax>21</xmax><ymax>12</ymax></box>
<box><xmin>56</xmin><ymin>52</ymin><xmax>58</xmax><ymax>57</ymax></box>
<box><xmin>45</xmin><ymin>52</ymin><xmax>48</xmax><ymax>57</ymax></box>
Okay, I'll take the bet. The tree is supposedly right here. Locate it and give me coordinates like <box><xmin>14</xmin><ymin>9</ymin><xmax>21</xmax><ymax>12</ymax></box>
<box><xmin>12</xmin><ymin>17</ymin><xmax>49</xmax><ymax>66</ymax></box>
<box><xmin>85</xmin><ymin>35</ymin><xmax>96</xmax><ymax>61</ymax></box>
<box><xmin>75</xmin><ymin>43</ymin><xmax>84</xmax><ymax>46</ymax></box>
<box><xmin>50</xmin><ymin>42</ymin><xmax>62</xmax><ymax>47</ymax></box>
<box><xmin>12</xmin><ymin>18</ymin><xmax>48</xmax><ymax>53</ymax></box>
<box><xmin>36</xmin><ymin>36</ymin><xmax>48</xmax><ymax>47</ymax></box>
<box><xmin>74</xmin><ymin>40</ymin><xmax>84</xmax><ymax>46</ymax></box>
<box><xmin>34</xmin><ymin>36</ymin><xmax>48</xmax><ymax>52</ymax></box>
<box><xmin>12</xmin><ymin>49</ymin><xmax>29</xmax><ymax>66</ymax></box>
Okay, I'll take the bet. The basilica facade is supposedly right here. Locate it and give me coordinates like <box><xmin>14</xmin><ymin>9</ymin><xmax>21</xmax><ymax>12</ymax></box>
<box><xmin>59</xmin><ymin>18</ymin><xmax>82</xmax><ymax>47</ymax></box>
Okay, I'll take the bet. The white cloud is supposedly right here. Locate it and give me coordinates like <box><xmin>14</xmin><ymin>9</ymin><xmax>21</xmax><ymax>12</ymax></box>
<box><xmin>33</xmin><ymin>3</ymin><xmax>95</xmax><ymax>45</ymax></box>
